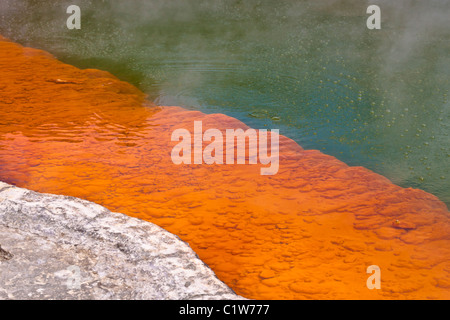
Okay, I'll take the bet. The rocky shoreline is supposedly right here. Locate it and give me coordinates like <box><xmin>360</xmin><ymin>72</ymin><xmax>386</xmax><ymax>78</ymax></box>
<box><xmin>0</xmin><ymin>181</ymin><xmax>243</xmax><ymax>300</ymax></box>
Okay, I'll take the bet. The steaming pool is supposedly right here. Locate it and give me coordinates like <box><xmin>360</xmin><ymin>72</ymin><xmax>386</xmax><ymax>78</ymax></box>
<box><xmin>0</xmin><ymin>0</ymin><xmax>449</xmax><ymax>300</ymax></box>
<box><xmin>1</xmin><ymin>0</ymin><xmax>448</xmax><ymax>206</ymax></box>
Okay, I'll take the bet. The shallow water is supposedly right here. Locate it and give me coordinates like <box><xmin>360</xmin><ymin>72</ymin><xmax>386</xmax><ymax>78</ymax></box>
<box><xmin>1</xmin><ymin>0</ymin><xmax>448</xmax><ymax>206</ymax></box>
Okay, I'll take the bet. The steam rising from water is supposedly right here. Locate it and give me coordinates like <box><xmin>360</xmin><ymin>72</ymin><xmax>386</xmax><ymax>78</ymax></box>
<box><xmin>0</xmin><ymin>0</ymin><xmax>449</xmax><ymax>205</ymax></box>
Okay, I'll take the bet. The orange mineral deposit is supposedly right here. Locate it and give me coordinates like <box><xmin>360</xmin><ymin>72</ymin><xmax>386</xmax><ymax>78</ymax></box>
<box><xmin>0</xmin><ymin>35</ymin><xmax>449</xmax><ymax>299</ymax></box>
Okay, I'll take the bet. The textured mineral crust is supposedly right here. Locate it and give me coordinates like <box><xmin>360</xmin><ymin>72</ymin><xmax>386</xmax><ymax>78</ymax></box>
<box><xmin>0</xmin><ymin>182</ymin><xmax>243</xmax><ymax>300</ymax></box>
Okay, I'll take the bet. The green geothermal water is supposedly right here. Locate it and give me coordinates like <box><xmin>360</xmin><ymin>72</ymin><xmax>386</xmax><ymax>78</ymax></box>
<box><xmin>0</xmin><ymin>0</ymin><xmax>449</xmax><ymax>206</ymax></box>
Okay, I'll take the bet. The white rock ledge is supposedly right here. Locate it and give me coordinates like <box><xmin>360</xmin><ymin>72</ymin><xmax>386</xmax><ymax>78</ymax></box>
<box><xmin>0</xmin><ymin>182</ymin><xmax>244</xmax><ymax>300</ymax></box>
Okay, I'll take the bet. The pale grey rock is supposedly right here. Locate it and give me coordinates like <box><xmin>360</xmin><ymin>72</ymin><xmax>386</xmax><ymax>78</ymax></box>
<box><xmin>0</xmin><ymin>182</ymin><xmax>244</xmax><ymax>300</ymax></box>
